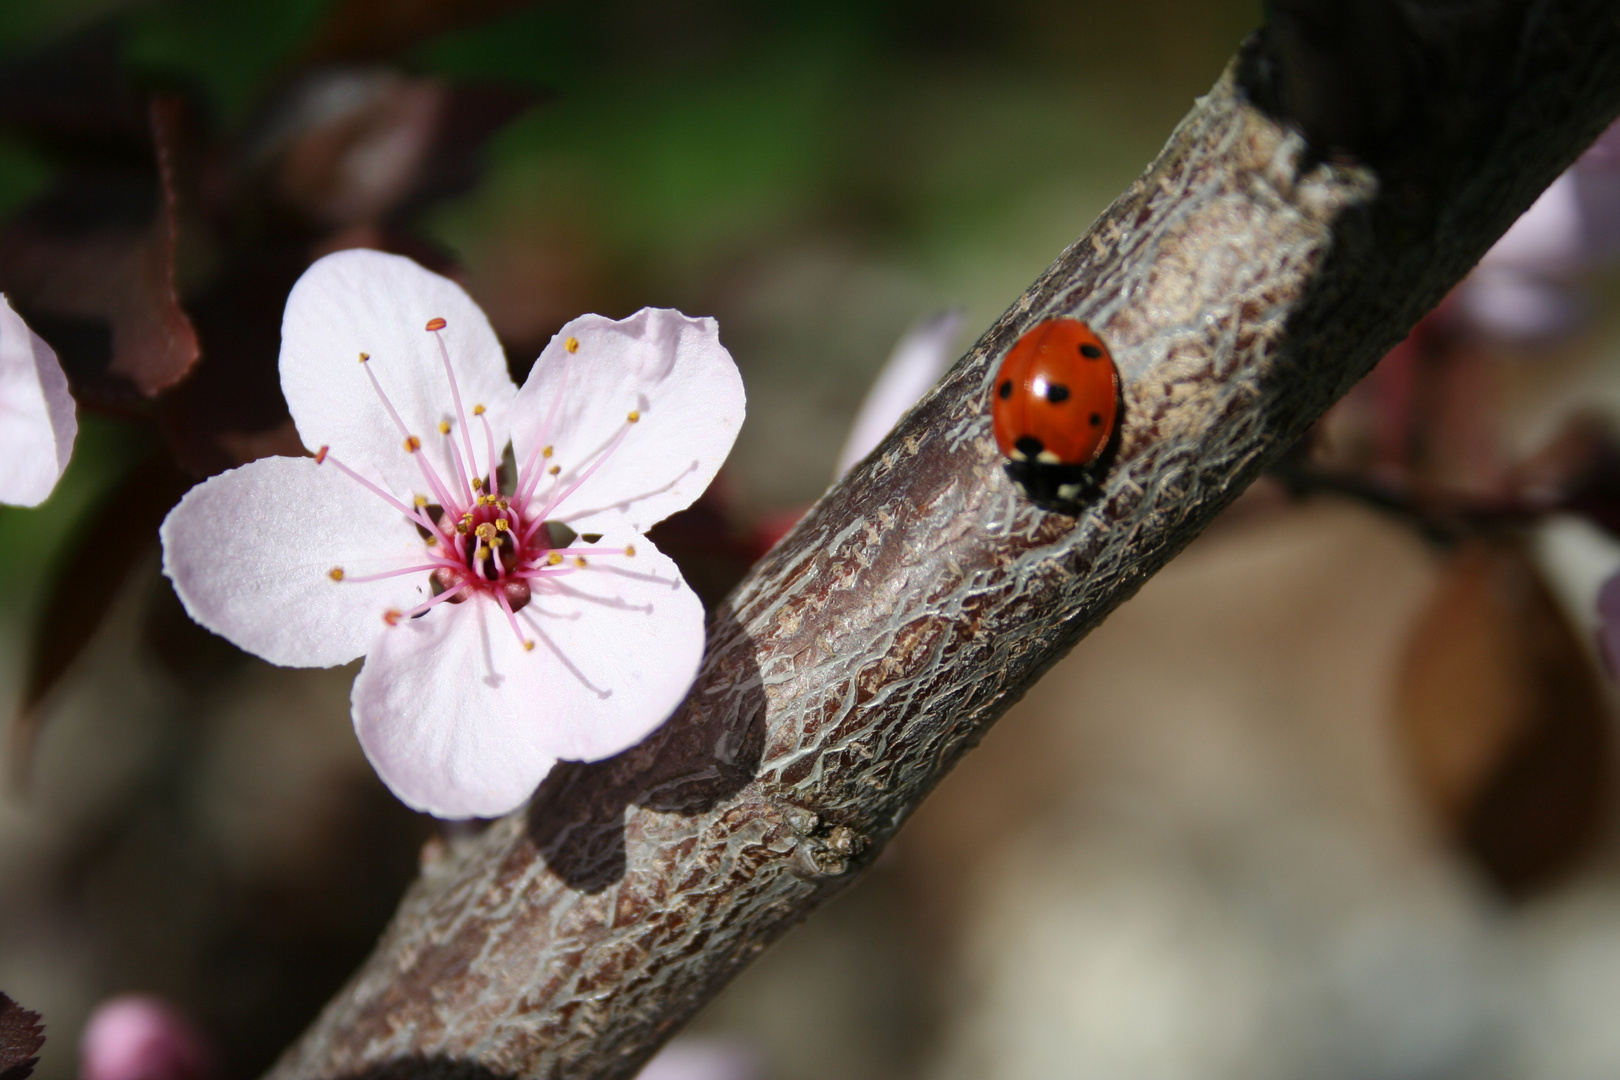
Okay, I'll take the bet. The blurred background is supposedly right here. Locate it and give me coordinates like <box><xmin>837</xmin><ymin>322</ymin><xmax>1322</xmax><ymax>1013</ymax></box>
<box><xmin>7</xmin><ymin>1</ymin><xmax>1620</xmax><ymax>1079</ymax></box>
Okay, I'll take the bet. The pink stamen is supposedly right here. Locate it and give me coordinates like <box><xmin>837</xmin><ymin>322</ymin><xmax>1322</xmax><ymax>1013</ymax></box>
<box><xmin>529</xmin><ymin>418</ymin><xmax>636</xmax><ymax>538</ymax></box>
<box><xmin>494</xmin><ymin>585</ymin><xmax>532</xmax><ymax>650</ymax></box>
<box><xmin>517</xmin><ymin>346</ymin><xmax>574</xmax><ymax>504</ymax></box>
<box><xmin>479</xmin><ymin>410</ymin><xmax>500</xmax><ymax>497</ymax></box>
<box><xmin>318</xmin><ymin>448</ymin><xmax>446</xmax><ymax>541</ymax></box>
<box><xmin>430</xmin><ymin>328</ymin><xmax>482</xmax><ymax>494</ymax></box>
<box><xmin>443</xmin><ymin>424</ymin><xmax>475</xmax><ymax>506</ymax></box>
<box><xmin>360</xmin><ymin>358</ymin><xmax>463</xmax><ymax>513</ymax></box>
<box><xmin>399</xmin><ymin>580</ymin><xmax>470</xmax><ymax>620</ymax></box>
<box><xmin>340</xmin><ymin>563</ymin><xmax>445</xmax><ymax>584</ymax></box>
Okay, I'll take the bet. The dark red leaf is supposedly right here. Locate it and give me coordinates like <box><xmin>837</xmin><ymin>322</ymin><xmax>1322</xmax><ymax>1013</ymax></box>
<box><xmin>0</xmin><ymin>97</ymin><xmax>200</xmax><ymax>406</ymax></box>
<box><xmin>1397</xmin><ymin>540</ymin><xmax>1614</xmax><ymax>898</ymax></box>
<box><xmin>0</xmin><ymin>993</ymin><xmax>45</xmax><ymax>1080</ymax></box>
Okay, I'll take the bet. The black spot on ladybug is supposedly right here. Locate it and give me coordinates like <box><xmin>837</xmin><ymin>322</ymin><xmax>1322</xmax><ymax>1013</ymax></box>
<box><xmin>1079</xmin><ymin>343</ymin><xmax>1103</xmax><ymax>359</ymax></box>
<box><xmin>1046</xmin><ymin>383</ymin><xmax>1070</xmax><ymax>404</ymax></box>
<box><xmin>1089</xmin><ymin>412</ymin><xmax>1102</xmax><ymax>426</ymax></box>
<box><xmin>1015</xmin><ymin>435</ymin><xmax>1044</xmax><ymax>458</ymax></box>
<box><xmin>998</xmin><ymin>380</ymin><xmax>1013</xmax><ymax>400</ymax></box>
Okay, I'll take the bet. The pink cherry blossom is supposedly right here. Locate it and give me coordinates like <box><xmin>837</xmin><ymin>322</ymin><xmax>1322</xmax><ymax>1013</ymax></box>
<box><xmin>0</xmin><ymin>294</ymin><xmax>77</xmax><ymax>507</ymax></box>
<box><xmin>160</xmin><ymin>249</ymin><xmax>744</xmax><ymax>818</ymax></box>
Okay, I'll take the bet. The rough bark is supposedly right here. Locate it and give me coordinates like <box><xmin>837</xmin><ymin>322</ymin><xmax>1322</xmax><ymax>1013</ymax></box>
<box><xmin>268</xmin><ymin>6</ymin><xmax>1620</xmax><ymax>1079</ymax></box>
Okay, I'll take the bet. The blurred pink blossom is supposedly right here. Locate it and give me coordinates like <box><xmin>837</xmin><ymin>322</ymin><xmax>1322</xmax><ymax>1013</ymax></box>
<box><xmin>78</xmin><ymin>996</ymin><xmax>212</xmax><ymax>1080</ymax></box>
<box><xmin>1456</xmin><ymin>119</ymin><xmax>1620</xmax><ymax>339</ymax></box>
<box><xmin>633</xmin><ymin>1037</ymin><xmax>760</xmax><ymax>1080</ymax></box>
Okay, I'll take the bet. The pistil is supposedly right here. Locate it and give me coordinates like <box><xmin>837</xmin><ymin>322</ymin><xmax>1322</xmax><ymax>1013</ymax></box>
<box><xmin>325</xmin><ymin>319</ymin><xmax>641</xmax><ymax>653</ymax></box>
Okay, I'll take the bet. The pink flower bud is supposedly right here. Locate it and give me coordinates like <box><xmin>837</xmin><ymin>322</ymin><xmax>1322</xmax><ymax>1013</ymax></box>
<box><xmin>78</xmin><ymin>996</ymin><xmax>212</xmax><ymax>1080</ymax></box>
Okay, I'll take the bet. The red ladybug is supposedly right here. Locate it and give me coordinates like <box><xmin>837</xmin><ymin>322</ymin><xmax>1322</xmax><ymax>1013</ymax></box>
<box><xmin>990</xmin><ymin>318</ymin><xmax>1121</xmax><ymax>513</ymax></box>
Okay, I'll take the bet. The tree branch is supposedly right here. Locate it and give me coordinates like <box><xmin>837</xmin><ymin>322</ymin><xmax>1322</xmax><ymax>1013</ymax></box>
<box><xmin>267</xmin><ymin>6</ymin><xmax>1620</xmax><ymax>1079</ymax></box>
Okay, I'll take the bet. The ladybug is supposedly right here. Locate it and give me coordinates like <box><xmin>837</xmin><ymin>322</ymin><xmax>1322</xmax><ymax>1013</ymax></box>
<box><xmin>990</xmin><ymin>318</ymin><xmax>1121</xmax><ymax>514</ymax></box>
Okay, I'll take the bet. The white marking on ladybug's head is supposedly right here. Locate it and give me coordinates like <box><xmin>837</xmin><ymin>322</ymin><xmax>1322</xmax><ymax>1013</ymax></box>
<box><xmin>1037</xmin><ymin>450</ymin><xmax>1062</xmax><ymax>465</ymax></box>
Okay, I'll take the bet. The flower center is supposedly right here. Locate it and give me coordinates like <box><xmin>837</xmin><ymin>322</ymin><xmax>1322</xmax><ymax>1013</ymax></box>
<box><xmin>318</xmin><ymin>323</ymin><xmax>639</xmax><ymax>653</ymax></box>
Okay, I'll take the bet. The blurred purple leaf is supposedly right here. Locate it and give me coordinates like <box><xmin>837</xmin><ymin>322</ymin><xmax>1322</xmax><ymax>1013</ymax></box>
<box><xmin>0</xmin><ymin>993</ymin><xmax>45</xmax><ymax>1080</ymax></box>
<box><xmin>1398</xmin><ymin>540</ymin><xmax>1614</xmax><ymax>898</ymax></box>
<box><xmin>0</xmin><ymin>96</ymin><xmax>200</xmax><ymax>406</ymax></box>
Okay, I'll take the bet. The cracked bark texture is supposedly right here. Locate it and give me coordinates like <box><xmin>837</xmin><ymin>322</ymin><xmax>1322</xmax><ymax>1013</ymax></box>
<box><xmin>268</xmin><ymin>6</ymin><xmax>1620</xmax><ymax>1080</ymax></box>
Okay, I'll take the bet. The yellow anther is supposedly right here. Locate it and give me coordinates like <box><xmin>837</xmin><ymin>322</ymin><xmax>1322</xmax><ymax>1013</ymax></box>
<box><xmin>565</xmin><ymin>336</ymin><xmax>579</xmax><ymax>354</ymax></box>
<box><xmin>542</xmin><ymin>445</ymin><xmax>553</xmax><ymax>458</ymax></box>
<box><xmin>497</xmin><ymin>499</ymin><xmax>509</xmax><ymax>509</ymax></box>
<box><xmin>474</xmin><ymin>544</ymin><xmax>488</xmax><ymax>561</ymax></box>
<box><xmin>358</xmin><ymin>352</ymin><xmax>370</xmax><ymax>363</ymax></box>
<box><xmin>495</xmin><ymin>518</ymin><xmax>510</xmax><ymax>531</ymax></box>
<box><xmin>438</xmin><ymin>420</ymin><xmax>451</xmax><ymax>435</ymax></box>
<box><xmin>473</xmin><ymin>404</ymin><xmax>486</xmax><ymax>416</ymax></box>
<box><xmin>627</xmin><ymin>410</ymin><xmax>640</xmax><ymax>423</ymax></box>
<box><xmin>328</xmin><ymin>567</ymin><xmax>345</xmax><ymax>581</ymax></box>
<box><xmin>476</xmin><ymin>523</ymin><xmax>497</xmax><ymax>540</ymax></box>
<box><xmin>573</xmin><ymin>556</ymin><xmax>588</xmax><ymax>568</ymax></box>
<box><xmin>493</xmin><ymin>536</ymin><xmax>505</xmax><ymax>547</ymax></box>
<box><xmin>413</xmin><ymin>494</ymin><xmax>428</xmax><ymax>507</ymax></box>
<box><xmin>624</xmin><ymin>545</ymin><xmax>635</xmax><ymax>557</ymax></box>
<box><xmin>472</xmin><ymin>478</ymin><xmax>484</xmax><ymax>491</ymax></box>
<box><xmin>523</xmin><ymin>640</ymin><xmax>535</xmax><ymax>651</ymax></box>
<box><xmin>404</xmin><ymin>435</ymin><xmax>422</xmax><ymax>452</ymax></box>
<box><xmin>548</xmin><ymin>464</ymin><xmax>560</xmax><ymax>475</ymax></box>
<box><xmin>456</xmin><ymin>521</ymin><xmax>469</xmax><ymax>534</ymax></box>
<box><xmin>547</xmin><ymin>552</ymin><xmax>563</xmax><ymax>566</ymax></box>
<box><xmin>425</xmin><ymin>535</ymin><xmax>438</xmax><ymax>546</ymax></box>
<box><xmin>426</xmin><ymin>317</ymin><xmax>447</xmax><ymax>331</ymax></box>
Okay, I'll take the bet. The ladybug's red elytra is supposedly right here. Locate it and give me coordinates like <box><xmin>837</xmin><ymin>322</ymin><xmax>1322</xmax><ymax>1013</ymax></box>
<box><xmin>990</xmin><ymin>318</ymin><xmax>1120</xmax><ymax>514</ymax></box>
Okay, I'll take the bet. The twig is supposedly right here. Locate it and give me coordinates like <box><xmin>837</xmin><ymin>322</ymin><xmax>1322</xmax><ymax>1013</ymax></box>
<box><xmin>266</xmin><ymin>6</ymin><xmax>1620</xmax><ymax>1079</ymax></box>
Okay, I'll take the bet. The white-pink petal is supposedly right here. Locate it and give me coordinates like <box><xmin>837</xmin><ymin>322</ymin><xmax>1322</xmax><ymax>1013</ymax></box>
<box><xmin>352</xmin><ymin>599</ymin><xmax>560</xmax><ymax>818</ymax></box>
<box><xmin>0</xmin><ymin>294</ymin><xmax>76</xmax><ymax>507</ymax></box>
<box><xmin>517</xmin><ymin>527</ymin><xmax>706</xmax><ymax>762</ymax></box>
<box><xmin>352</xmin><ymin>528</ymin><xmax>705</xmax><ymax>817</ymax></box>
<box><xmin>279</xmin><ymin>249</ymin><xmax>517</xmax><ymax>501</ymax></box>
<box><xmin>511</xmin><ymin>309</ymin><xmax>744</xmax><ymax>535</ymax></box>
<box><xmin>161</xmin><ymin>455</ymin><xmax>431</xmax><ymax>668</ymax></box>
